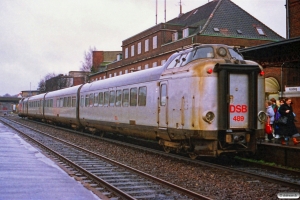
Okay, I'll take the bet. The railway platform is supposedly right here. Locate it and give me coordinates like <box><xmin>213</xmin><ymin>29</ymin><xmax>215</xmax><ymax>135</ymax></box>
<box><xmin>256</xmin><ymin>138</ymin><xmax>300</xmax><ymax>169</ymax></box>
<box><xmin>0</xmin><ymin>122</ymin><xmax>100</xmax><ymax>200</ymax></box>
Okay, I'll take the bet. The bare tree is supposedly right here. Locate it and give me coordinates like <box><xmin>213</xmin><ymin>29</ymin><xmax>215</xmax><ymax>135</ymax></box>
<box><xmin>80</xmin><ymin>46</ymin><xmax>96</xmax><ymax>72</ymax></box>
<box><xmin>37</xmin><ymin>73</ymin><xmax>56</xmax><ymax>92</ymax></box>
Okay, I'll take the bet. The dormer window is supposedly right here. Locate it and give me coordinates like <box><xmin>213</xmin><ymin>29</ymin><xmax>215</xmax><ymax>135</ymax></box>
<box><xmin>183</xmin><ymin>28</ymin><xmax>189</xmax><ymax>38</ymax></box>
<box><xmin>256</xmin><ymin>27</ymin><xmax>265</xmax><ymax>35</ymax></box>
<box><xmin>236</xmin><ymin>29</ymin><xmax>242</xmax><ymax>34</ymax></box>
<box><xmin>172</xmin><ymin>32</ymin><xmax>178</xmax><ymax>41</ymax></box>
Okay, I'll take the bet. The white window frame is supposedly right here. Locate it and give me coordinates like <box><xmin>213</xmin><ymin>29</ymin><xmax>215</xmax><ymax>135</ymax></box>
<box><xmin>137</xmin><ymin>42</ymin><xmax>141</xmax><ymax>54</ymax></box>
<box><xmin>145</xmin><ymin>64</ymin><xmax>149</xmax><ymax>69</ymax></box>
<box><xmin>125</xmin><ymin>48</ymin><xmax>128</xmax><ymax>59</ymax></box>
<box><xmin>131</xmin><ymin>45</ymin><xmax>134</xmax><ymax>57</ymax></box>
<box><xmin>145</xmin><ymin>39</ymin><xmax>149</xmax><ymax>52</ymax></box>
<box><xmin>153</xmin><ymin>36</ymin><xmax>157</xmax><ymax>49</ymax></box>
<box><xmin>153</xmin><ymin>62</ymin><xmax>157</xmax><ymax>67</ymax></box>
<box><xmin>172</xmin><ymin>32</ymin><xmax>178</xmax><ymax>41</ymax></box>
<box><xmin>183</xmin><ymin>28</ymin><xmax>189</xmax><ymax>38</ymax></box>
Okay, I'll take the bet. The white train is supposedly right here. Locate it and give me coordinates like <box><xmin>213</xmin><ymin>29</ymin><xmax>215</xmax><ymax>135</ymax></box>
<box><xmin>18</xmin><ymin>44</ymin><xmax>266</xmax><ymax>158</ymax></box>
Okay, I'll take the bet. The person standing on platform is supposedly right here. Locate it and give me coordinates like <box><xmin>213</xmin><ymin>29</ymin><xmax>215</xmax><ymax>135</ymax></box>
<box><xmin>266</xmin><ymin>101</ymin><xmax>275</xmax><ymax>142</ymax></box>
<box><xmin>274</xmin><ymin>99</ymin><xmax>284</xmax><ymax>142</ymax></box>
<box><xmin>279</xmin><ymin>98</ymin><xmax>300</xmax><ymax>145</ymax></box>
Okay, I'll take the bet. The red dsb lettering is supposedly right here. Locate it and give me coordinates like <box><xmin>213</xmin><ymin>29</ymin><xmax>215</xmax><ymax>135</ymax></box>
<box><xmin>230</xmin><ymin>105</ymin><xmax>248</xmax><ymax>113</ymax></box>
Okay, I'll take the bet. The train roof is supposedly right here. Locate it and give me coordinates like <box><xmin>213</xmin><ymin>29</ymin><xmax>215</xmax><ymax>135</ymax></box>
<box><xmin>45</xmin><ymin>84</ymin><xmax>82</xmax><ymax>98</ymax></box>
<box><xmin>81</xmin><ymin>65</ymin><xmax>166</xmax><ymax>92</ymax></box>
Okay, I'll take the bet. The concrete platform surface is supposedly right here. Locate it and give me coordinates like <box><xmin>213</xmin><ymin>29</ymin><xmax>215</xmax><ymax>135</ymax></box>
<box><xmin>0</xmin><ymin>122</ymin><xmax>100</xmax><ymax>200</ymax></box>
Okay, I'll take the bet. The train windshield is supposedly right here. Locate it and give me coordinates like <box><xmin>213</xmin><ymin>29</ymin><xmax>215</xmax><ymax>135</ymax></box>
<box><xmin>192</xmin><ymin>47</ymin><xmax>214</xmax><ymax>61</ymax></box>
<box><xmin>228</xmin><ymin>48</ymin><xmax>244</xmax><ymax>60</ymax></box>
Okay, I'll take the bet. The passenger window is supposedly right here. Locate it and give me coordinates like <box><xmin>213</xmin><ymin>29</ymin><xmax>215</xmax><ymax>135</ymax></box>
<box><xmin>50</xmin><ymin>99</ymin><xmax>53</xmax><ymax>107</ymax></box>
<box><xmin>98</xmin><ymin>92</ymin><xmax>103</xmax><ymax>106</ymax></box>
<box><xmin>85</xmin><ymin>95</ymin><xmax>89</xmax><ymax>107</ymax></box>
<box><xmin>89</xmin><ymin>93</ymin><xmax>94</xmax><ymax>106</ymax></box>
<box><xmin>130</xmin><ymin>88</ymin><xmax>137</xmax><ymax>106</ymax></box>
<box><xmin>67</xmin><ymin>97</ymin><xmax>71</xmax><ymax>107</ymax></box>
<box><xmin>160</xmin><ymin>84</ymin><xmax>167</xmax><ymax>106</ymax></box>
<box><xmin>104</xmin><ymin>91</ymin><xmax>109</xmax><ymax>106</ymax></box>
<box><xmin>80</xmin><ymin>95</ymin><xmax>84</xmax><ymax>107</ymax></box>
<box><xmin>72</xmin><ymin>96</ymin><xmax>76</xmax><ymax>107</ymax></box>
<box><xmin>116</xmin><ymin>90</ymin><xmax>122</xmax><ymax>107</ymax></box>
<box><xmin>122</xmin><ymin>89</ymin><xmax>129</xmax><ymax>107</ymax></box>
<box><xmin>94</xmin><ymin>93</ymin><xmax>99</xmax><ymax>106</ymax></box>
<box><xmin>109</xmin><ymin>91</ymin><xmax>115</xmax><ymax>107</ymax></box>
<box><xmin>64</xmin><ymin>97</ymin><xmax>67</xmax><ymax>107</ymax></box>
<box><xmin>138</xmin><ymin>86</ymin><xmax>147</xmax><ymax>106</ymax></box>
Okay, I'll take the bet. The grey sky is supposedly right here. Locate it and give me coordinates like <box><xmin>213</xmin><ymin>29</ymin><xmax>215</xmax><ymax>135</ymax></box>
<box><xmin>0</xmin><ymin>0</ymin><xmax>286</xmax><ymax>96</ymax></box>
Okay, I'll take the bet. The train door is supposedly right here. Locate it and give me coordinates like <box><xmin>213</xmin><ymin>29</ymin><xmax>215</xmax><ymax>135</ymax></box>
<box><xmin>229</xmin><ymin>74</ymin><xmax>249</xmax><ymax>128</ymax></box>
<box><xmin>158</xmin><ymin>81</ymin><xmax>168</xmax><ymax>128</ymax></box>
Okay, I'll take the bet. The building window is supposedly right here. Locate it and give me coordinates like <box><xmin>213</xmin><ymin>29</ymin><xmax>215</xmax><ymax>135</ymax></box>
<box><xmin>161</xmin><ymin>60</ymin><xmax>166</xmax><ymax>65</ymax></box>
<box><xmin>145</xmin><ymin>39</ymin><xmax>149</xmax><ymax>52</ymax></box>
<box><xmin>131</xmin><ymin>45</ymin><xmax>134</xmax><ymax>57</ymax></box>
<box><xmin>137</xmin><ymin>42</ymin><xmax>141</xmax><ymax>54</ymax></box>
<box><xmin>213</xmin><ymin>27</ymin><xmax>220</xmax><ymax>32</ymax></box>
<box><xmin>125</xmin><ymin>47</ymin><xmax>128</xmax><ymax>59</ymax></box>
<box><xmin>119</xmin><ymin>71</ymin><xmax>122</xmax><ymax>75</ymax></box>
<box><xmin>137</xmin><ymin>66</ymin><xmax>141</xmax><ymax>70</ymax></box>
<box><xmin>172</xmin><ymin>32</ymin><xmax>178</xmax><ymax>41</ymax></box>
<box><xmin>125</xmin><ymin>69</ymin><xmax>128</xmax><ymax>74</ymax></box>
<box><xmin>145</xmin><ymin>64</ymin><xmax>149</xmax><ymax>69</ymax></box>
<box><xmin>183</xmin><ymin>28</ymin><xmax>189</xmax><ymax>38</ymax></box>
<box><xmin>153</xmin><ymin>62</ymin><xmax>157</xmax><ymax>67</ymax></box>
<box><xmin>153</xmin><ymin>36</ymin><xmax>157</xmax><ymax>49</ymax></box>
<box><xmin>109</xmin><ymin>74</ymin><xmax>112</xmax><ymax>78</ymax></box>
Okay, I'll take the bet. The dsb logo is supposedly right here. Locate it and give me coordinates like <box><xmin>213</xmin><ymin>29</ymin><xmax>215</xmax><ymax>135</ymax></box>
<box><xmin>230</xmin><ymin>105</ymin><xmax>248</xmax><ymax>113</ymax></box>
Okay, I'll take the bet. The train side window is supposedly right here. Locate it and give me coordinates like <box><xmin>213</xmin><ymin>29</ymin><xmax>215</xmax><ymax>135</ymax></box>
<box><xmin>71</xmin><ymin>96</ymin><xmax>76</xmax><ymax>107</ymax></box>
<box><xmin>50</xmin><ymin>99</ymin><xmax>53</xmax><ymax>107</ymax></box>
<box><xmin>116</xmin><ymin>90</ymin><xmax>122</xmax><ymax>107</ymax></box>
<box><xmin>89</xmin><ymin>93</ymin><xmax>94</xmax><ymax>107</ymax></box>
<box><xmin>60</xmin><ymin>98</ymin><xmax>64</xmax><ymax>107</ymax></box>
<box><xmin>192</xmin><ymin>47</ymin><xmax>214</xmax><ymax>60</ymax></box>
<box><xmin>130</xmin><ymin>88</ymin><xmax>137</xmax><ymax>106</ymax></box>
<box><xmin>104</xmin><ymin>91</ymin><xmax>109</xmax><ymax>106</ymax></box>
<box><xmin>180</xmin><ymin>52</ymin><xmax>192</xmax><ymax>67</ymax></box>
<box><xmin>94</xmin><ymin>93</ymin><xmax>99</xmax><ymax>106</ymax></box>
<box><xmin>67</xmin><ymin>97</ymin><xmax>71</xmax><ymax>107</ymax></box>
<box><xmin>63</xmin><ymin>97</ymin><xmax>67</xmax><ymax>107</ymax></box>
<box><xmin>122</xmin><ymin>89</ymin><xmax>129</xmax><ymax>107</ymax></box>
<box><xmin>98</xmin><ymin>92</ymin><xmax>103</xmax><ymax>106</ymax></box>
<box><xmin>80</xmin><ymin>95</ymin><xmax>84</xmax><ymax>107</ymax></box>
<box><xmin>109</xmin><ymin>91</ymin><xmax>115</xmax><ymax>107</ymax></box>
<box><xmin>167</xmin><ymin>54</ymin><xmax>181</xmax><ymax>69</ymax></box>
<box><xmin>85</xmin><ymin>95</ymin><xmax>89</xmax><ymax>107</ymax></box>
<box><xmin>138</xmin><ymin>86</ymin><xmax>147</xmax><ymax>106</ymax></box>
<box><xmin>160</xmin><ymin>84</ymin><xmax>167</xmax><ymax>106</ymax></box>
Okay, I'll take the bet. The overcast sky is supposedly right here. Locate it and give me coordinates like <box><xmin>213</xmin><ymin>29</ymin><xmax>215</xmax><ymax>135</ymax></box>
<box><xmin>0</xmin><ymin>0</ymin><xmax>286</xmax><ymax>96</ymax></box>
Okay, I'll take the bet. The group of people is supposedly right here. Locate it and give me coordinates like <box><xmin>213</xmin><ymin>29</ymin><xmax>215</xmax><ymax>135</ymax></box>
<box><xmin>266</xmin><ymin>97</ymin><xmax>300</xmax><ymax>145</ymax></box>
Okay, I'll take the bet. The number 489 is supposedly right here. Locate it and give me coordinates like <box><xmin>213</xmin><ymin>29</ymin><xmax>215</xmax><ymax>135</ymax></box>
<box><xmin>233</xmin><ymin>116</ymin><xmax>244</xmax><ymax>121</ymax></box>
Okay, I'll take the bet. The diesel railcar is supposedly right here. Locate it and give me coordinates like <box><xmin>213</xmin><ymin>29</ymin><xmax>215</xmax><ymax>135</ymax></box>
<box><xmin>18</xmin><ymin>44</ymin><xmax>266</xmax><ymax>158</ymax></box>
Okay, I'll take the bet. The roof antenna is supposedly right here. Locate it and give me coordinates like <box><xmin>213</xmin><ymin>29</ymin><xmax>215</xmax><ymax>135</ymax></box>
<box><xmin>156</xmin><ymin>0</ymin><xmax>158</xmax><ymax>24</ymax></box>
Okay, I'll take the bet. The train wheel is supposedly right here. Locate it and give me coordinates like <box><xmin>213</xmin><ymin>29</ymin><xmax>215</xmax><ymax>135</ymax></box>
<box><xmin>189</xmin><ymin>153</ymin><xmax>198</xmax><ymax>160</ymax></box>
<box><xmin>163</xmin><ymin>146</ymin><xmax>171</xmax><ymax>153</ymax></box>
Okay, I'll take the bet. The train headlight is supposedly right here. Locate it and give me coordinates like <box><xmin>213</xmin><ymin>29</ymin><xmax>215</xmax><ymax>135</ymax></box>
<box><xmin>218</xmin><ymin>47</ymin><xmax>227</xmax><ymax>57</ymax></box>
<box><xmin>202</xmin><ymin>111</ymin><xmax>215</xmax><ymax>124</ymax></box>
<box><xmin>257</xmin><ymin>111</ymin><xmax>267</xmax><ymax>123</ymax></box>
<box><xmin>226</xmin><ymin>134</ymin><xmax>232</xmax><ymax>143</ymax></box>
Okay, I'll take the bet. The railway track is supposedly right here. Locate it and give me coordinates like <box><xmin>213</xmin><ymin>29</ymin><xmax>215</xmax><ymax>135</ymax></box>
<box><xmin>0</xmin><ymin>117</ymin><xmax>211</xmax><ymax>200</ymax></box>
<box><xmin>2</xmin><ymin>116</ymin><xmax>300</xmax><ymax>198</ymax></box>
